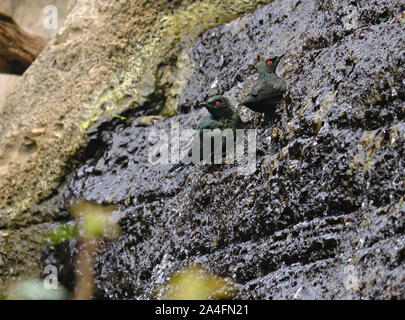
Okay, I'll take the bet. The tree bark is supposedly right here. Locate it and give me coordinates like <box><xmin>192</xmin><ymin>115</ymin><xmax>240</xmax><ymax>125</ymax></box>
<box><xmin>0</xmin><ymin>12</ymin><xmax>47</xmax><ymax>75</ymax></box>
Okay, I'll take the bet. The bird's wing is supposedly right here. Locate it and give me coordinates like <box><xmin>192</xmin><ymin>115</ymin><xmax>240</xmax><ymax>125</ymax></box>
<box><xmin>196</xmin><ymin>115</ymin><xmax>213</xmax><ymax>130</ymax></box>
<box><xmin>183</xmin><ymin>128</ymin><xmax>213</xmax><ymax>164</ymax></box>
<box><xmin>193</xmin><ymin>120</ymin><xmax>234</xmax><ymax>163</ymax></box>
<box><xmin>249</xmin><ymin>79</ymin><xmax>286</xmax><ymax>100</ymax></box>
<box><xmin>174</xmin><ymin>114</ymin><xmax>235</xmax><ymax>168</ymax></box>
<box><xmin>198</xmin><ymin>119</ymin><xmax>225</xmax><ymax>131</ymax></box>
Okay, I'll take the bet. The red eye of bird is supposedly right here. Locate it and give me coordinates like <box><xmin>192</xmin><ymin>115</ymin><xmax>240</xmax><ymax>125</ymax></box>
<box><xmin>267</xmin><ymin>60</ymin><xmax>272</xmax><ymax>66</ymax></box>
<box><xmin>216</xmin><ymin>101</ymin><xmax>220</xmax><ymax>106</ymax></box>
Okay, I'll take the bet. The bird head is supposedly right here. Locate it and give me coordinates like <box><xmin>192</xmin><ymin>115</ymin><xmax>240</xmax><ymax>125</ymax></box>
<box><xmin>257</xmin><ymin>54</ymin><xmax>285</xmax><ymax>75</ymax></box>
<box><xmin>200</xmin><ymin>95</ymin><xmax>235</xmax><ymax>120</ymax></box>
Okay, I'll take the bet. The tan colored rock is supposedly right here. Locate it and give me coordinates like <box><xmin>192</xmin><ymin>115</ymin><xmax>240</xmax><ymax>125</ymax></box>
<box><xmin>0</xmin><ymin>0</ymin><xmax>71</xmax><ymax>123</ymax></box>
<box><xmin>0</xmin><ymin>0</ymin><xmax>71</xmax><ymax>39</ymax></box>
<box><xmin>30</xmin><ymin>128</ymin><xmax>47</xmax><ymax>136</ymax></box>
<box><xmin>0</xmin><ymin>75</ymin><xmax>21</xmax><ymax>112</ymax></box>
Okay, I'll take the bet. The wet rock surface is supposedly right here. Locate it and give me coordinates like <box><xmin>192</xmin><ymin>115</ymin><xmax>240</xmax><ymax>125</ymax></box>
<box><xmin>45</xmin><ymin>0</ymin><xmax>404</xmax><ymax>299</ymax></box>
<box><xmin>0</xmin><ymin>0</ymin><xmax>270</xmax><ymax>288</ymax></box>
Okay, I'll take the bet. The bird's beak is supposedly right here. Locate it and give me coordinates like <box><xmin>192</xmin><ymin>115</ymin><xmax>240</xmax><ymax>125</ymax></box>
<box><xmin>278</xmin><ymin>53</ymin><xmax>286</xmax><ymax>61</ymax></box>
<box><xmin>198</xmin><ymin>101</ymin><xmax>208</xmax><ymax>108</ymax></box>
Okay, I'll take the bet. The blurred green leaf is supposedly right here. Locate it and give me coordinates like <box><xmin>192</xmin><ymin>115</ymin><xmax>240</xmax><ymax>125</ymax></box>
<box><xmin>6</xmin><ymin>279</ymin><xmax>68</xmax><ymax>300</ymax></box>
<box><xmin>67</xmin><ymin>201</ymin><xmax>120</xmax><ymax>240</ymax></box>
<box><xmin>82</xmin><ymin>212</ymin><xmax>106</xmax><ymax>239</ymax></box>
<box><xmin>159</xmin><ymin>265</ymin><xmax>239</xmax><ymax>300</ymax></box>
<box><xmin>44</xmin><ymin>222</ymin><xmax>78</xmax><ymax>246</ymax></box>
<box><xmin>81</xmin><ymin>211</ymin><xmax>120</xmax><ymax>240</ymax></box>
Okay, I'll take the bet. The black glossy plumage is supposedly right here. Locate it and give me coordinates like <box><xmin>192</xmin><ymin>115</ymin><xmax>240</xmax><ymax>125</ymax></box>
<box><xmin>168</xmin><ymin>95</ymin><xmax>242</xmax><ymax>173</ymax></box>
<box><xmin>242</xmin><ymin>55</ymin><xmax>287</xmax><ymax>113</ymax></box>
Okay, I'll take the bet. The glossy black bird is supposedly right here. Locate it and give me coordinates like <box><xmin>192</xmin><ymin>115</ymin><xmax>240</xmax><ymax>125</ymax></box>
<box><xmin>242</xmin><ymin>55</ymin><xmax>287</xmax><ymax>113</ymax></box>
<box><xmin>168</xmin><ymin>95</ymin><xmax>243</xmax><ymax>173</ymax></box>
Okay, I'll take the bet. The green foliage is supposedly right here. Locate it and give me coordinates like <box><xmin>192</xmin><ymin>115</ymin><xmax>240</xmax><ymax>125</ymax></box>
<box><xmin>66</xmin><ymin>201</ymin><xmax>120</xmax><ymax>240</ymax></box>
<box><xmin>44</xmin><ymin>222</ymin><xmax>78</xmax><ymax>246</ymax></box>
<box><xmin>112</xmin><ymin>114</ymin><xmax>127</xmax><ymax>121</ymax></box>
<box><xmin>159</xmin><ymin>265</ymin><xmax>239</xmax><ymax>300</ymax></box>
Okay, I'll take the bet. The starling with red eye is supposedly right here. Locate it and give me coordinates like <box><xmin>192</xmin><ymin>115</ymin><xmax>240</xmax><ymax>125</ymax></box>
<box><xmin>242</xmin><ymin>54</ymin><xmax>287</xmax><ymax>113</ymax></box>
<box><xmin>168</xmin><ymin>95</ymin><xmax>242</xmax><ymax>173</ymax></box>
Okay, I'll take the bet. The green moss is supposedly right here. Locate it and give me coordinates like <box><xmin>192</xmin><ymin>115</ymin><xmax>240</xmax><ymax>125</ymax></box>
<box><xmin>112</xmin><ymin>114</ymin><xmax>127</xmax><ymax>121</ymax></box>
<box><xmin>77</xmin><ymin>0</ymin><xmax>274</xmax><ymax>130</ymax></box>
<box><xmin>44</xmin><ymin>223</ymin><xmax>78</xmax><ymax>246</ymax></box>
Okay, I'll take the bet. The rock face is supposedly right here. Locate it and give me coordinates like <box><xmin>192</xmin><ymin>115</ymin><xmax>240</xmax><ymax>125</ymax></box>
<box><xmin>0</xmin><ymin>0</ymin><xmax>70</xmax><ymax>115</ymax></box>
<box><xmin>0</xmin><ymin>0</ymin><xmax>71</xmax><ymax>289</ymax></box>
<box><xmin>0</xmin><ymin>75</ymin><xmax>21</xmax><ymax>112</ymax></box>
<box><xmin>0</xmin><ymin>0</ymin><xmax>71</xmax><ymax>39</ymax></box>
<box><xmin>0</xmin><ymin>12</ymin><xmax>48</xmax><ymax>75</ymax></box>
<box><xmin>44</xmin><ymin>0</ymin><xmax>405</xmax><ymax>299</ymax></box>
<box><xmin>0</xmin><ymin>0</ymin><xmax>271</xmax><ymax>290</ymax></box>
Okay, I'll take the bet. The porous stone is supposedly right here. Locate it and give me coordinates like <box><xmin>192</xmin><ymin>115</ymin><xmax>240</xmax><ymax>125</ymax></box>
<box><xmin>0</xmin><ymin>0</ymin><xmax>272</xmax><ymax>290</ymax></box>
<box><xmin>44</xmin><ymin>0</ymin><xmax>405</xmax><ymax>299</ymax></box>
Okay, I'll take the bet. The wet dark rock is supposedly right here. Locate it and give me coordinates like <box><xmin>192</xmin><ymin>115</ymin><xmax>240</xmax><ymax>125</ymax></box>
<box><xmin>44</xmin><ymin>0</ymin><xmax>405</xmax><ymax>299</ymax></box>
